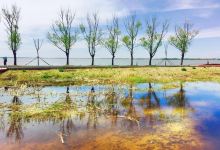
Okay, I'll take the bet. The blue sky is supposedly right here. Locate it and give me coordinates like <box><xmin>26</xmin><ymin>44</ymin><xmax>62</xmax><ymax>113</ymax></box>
<box><xmin>0</xmin><ymin>0</ymin><xmax>220</xmax><ymax>58</ymax></box>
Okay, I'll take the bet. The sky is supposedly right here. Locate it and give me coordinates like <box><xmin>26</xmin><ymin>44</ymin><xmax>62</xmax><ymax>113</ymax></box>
<box><xmin>0</xmin><ymin>0</ymin><xmax>220</xmax><ymax>59</ymax></box>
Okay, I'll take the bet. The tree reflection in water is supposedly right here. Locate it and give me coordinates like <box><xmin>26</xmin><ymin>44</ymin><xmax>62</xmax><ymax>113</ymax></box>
<box><xmin>140</xmin><ymin>83</ymin><xmax>160</xmax><ymax>109</ymax></box>
<box><xmin>167</xmin><ymin>83</ymin><xmax>189</xmax><ymax>108</ymax></box>
<box><xmin>12</xmin><ymin>96</ymin><xmax>22</xmax><ymax>105</ymax></box>
<box><xmin>7</xmin><ymin>96</ymin><xmax>23</xmax><ymax>143</ymax></box>
<box><xmin>120</xmin><ymin>85</ymin><xmax>140</xmax><ymax>130</ymax></box>
<box><xmin>86</xmin><ymin>86</ymin><xmax>101</xmax><ymax>129</ymax></box>
<box><xmin>64</xmin><ymin>86</ymin><xmax>71</xmax><ymax>104</ymax></box>
<box><xmin>59</xmin><ymin>117</ymin><xmax>75</xmax><ymax>136</ymax></box>
<box><xmin>139</xmin><ymin>83</ymin><xmax>161</xmax><ymax>128</ymax></box>
<box><xmin>59</xmin><ymin>86</ymin><xmax>75</xmax><ymax>136</ymax></box>
<box><xmin>6</xmin><ymin>115</ymin><xmax>23</xmax><ymax>143</ymax></box>
<box><xmin>105</xmin><ymin>86</ymin><xmax>119</xmax><ymax>126</ymax></box>
<box><xmin>0</xmin><ymin>108</ymin><xmax>5</xmax><ymax>132</ymax></box>
<box><xmin>33</xmin><ymin>87</ymin><xmax>43</xmax><ymax>102</ymax></box>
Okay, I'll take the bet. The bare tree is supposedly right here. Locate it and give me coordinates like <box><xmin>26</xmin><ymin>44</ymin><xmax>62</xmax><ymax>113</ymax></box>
<box><xmin>140</xmin><ymin>17</ymin><xmax>169</xmax><ymax>66</ymax></box>
<box><xmin>33</xmin><ymin>39</ymin><xmax>43</xmax><ymax>66</ymax></box>
<box><xmin>169</xmin><ymin>21</ymin><xmax>199</xmax><ymax>66</ymax></box>
<box><xmin>2</xmin><ymin>5</ymin><xmax>21</xmax><ymax>66</ymax></box>
<box><xmin>48</xmin><ymin>9</ymin><xmax>78</xmax><ymax>65</ymax></box>
<box><xmin>103</xmin><ymin>16</ymin><xmax>120</xmax><ymax>66</ymax></box>
<box><xmin>122</xmin><ymin>14</ymin><xmax>141</xmax><ymax>66</ymax></box>
<box><xmin>80</xmin><ymin>13</ymin><xmax>102</xmax><ymax>66</ymax></box>
<box><xmin>80</xmin><ymin>13</ymin><xmax>102</xmax><ymax>65</ymax></box>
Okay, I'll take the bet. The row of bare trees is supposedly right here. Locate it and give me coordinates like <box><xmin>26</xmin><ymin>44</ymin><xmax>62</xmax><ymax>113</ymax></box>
<box><xmin>1</xmin><ymin>5</ymin><xmax>199</xmax><ymax>66</ymax></box>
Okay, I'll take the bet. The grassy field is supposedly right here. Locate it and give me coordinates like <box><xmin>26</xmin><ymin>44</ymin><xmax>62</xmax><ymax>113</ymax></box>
<box><xmin>0</xmin><ymin>67</ymin><xmax>220</xmax><ymax>86</ymax></box>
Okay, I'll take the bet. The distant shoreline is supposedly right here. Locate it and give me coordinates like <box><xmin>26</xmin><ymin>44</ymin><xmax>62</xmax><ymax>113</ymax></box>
<box><xmin>0</xmin><ymin>57</ymin><xmax>219</xmax><ymax>60</ymax></box>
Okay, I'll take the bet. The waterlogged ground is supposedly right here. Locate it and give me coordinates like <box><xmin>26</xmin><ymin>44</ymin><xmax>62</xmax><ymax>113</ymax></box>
<box><xmin>0</xmin><ymin>82</ymin><xmax>220</xmax><ymax>149</ymax></box>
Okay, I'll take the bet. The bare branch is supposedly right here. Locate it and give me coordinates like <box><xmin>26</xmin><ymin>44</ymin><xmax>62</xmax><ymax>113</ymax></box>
<box><xmin>80</xmin><ymin>12</ymin><xmax>102</xmax><ymax>65</ymax></box>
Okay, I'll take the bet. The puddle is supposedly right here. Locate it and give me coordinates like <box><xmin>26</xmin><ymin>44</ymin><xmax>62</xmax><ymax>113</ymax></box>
<box><xmin>0</xmin><ymin>82</ymin><xmax>219</xmax><ymax>149</ymax></box>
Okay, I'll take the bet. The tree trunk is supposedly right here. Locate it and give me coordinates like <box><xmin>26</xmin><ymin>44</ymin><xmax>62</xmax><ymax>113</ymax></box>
<box><xmin>66</xmin><ymin>52</ymin><xmax>70</xmax><ymax>65</ymax></box>
<box><xmin>37</xmin><ymin>57</ymin><xmax>40</xmax><ymax>66</ymax></box>
<box><xmin>112</xmin><ymin>54</ymin><xmax>115</xmax><ymax>66</ymax></box>
<box><xmin>149</xmin><ymin>83</ymin><xmax>152</xmax><ymax>89</ymax></box>
<box><xmin>149</xmin><ymin>55</ymin><xmax>153</xmax><ymax>66</ymax></box>
<box><xmin>37</xmin><ymin>52</ymin><xmax>40</xmax><ymax>66</ymax></box>
<box><xmin>129</xmin><ymin>85</ymin><xmax>133</xmax><ymax>98</ymax></box>
<box><xmin>91</xmin><ymin>55</ymin><xmax>95</xmax><ymax>66</ymax></box>
<box><xmin>13</xmin><ymin>51</ymin><xmax>17</xmax><ymax>66</ymax></box>
<box><xmin>180</xmin><ymin>52</ymin><xmax>185</xmax><ymax>66</ymax></box>
<box><xmin>130</xmin><ymin>52</ymin><xmax>133</xmax><ymax>66</ymax></box>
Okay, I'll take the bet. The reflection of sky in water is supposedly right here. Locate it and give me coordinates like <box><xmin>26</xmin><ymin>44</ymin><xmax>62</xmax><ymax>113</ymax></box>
<box><xmin>1</xmin><ymin>82</ymin><xmax>220</xmax><ymax>149</ymax></box>
<box><xmin>183</xmin><ymin>82</ymin><xmax>220</xmax><ymax>147</ymax></box>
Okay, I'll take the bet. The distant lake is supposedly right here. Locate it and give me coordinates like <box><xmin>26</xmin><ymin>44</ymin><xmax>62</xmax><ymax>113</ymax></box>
<box><xmin>0</xmin><ymin>57</ymin><xmax>219</xmax><ymax>66</ymax></box>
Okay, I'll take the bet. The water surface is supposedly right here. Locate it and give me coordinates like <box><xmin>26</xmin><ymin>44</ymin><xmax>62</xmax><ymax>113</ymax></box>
<box><xmin>0</xmin><ymin>82</ymin><xmax>220</xmax><ymax>149</ymax></box>
<box><xmin>1</xmin><ymin>57</ymin><xmax>218</xmax><ymax>66</ymax></box>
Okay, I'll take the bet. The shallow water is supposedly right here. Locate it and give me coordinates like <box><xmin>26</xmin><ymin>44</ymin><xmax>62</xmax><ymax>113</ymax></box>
<box><xmin>0</xmin><ymin>82</ymin><xmax>220</xmax><ymax>149</ymax></box>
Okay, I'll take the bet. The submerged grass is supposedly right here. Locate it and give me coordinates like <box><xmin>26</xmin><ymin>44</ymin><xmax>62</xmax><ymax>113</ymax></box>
<box><xmin>4</xmin><ymin>101</ymin><xmax>84</xmax><ymax>121</ymax></box>
<box><xmin>1</xmin><ymin>67</ymin><xmax>220</xmax><ymax>86</ymax></box>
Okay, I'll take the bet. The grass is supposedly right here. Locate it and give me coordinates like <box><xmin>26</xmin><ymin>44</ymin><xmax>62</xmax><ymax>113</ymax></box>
<box><xmin>2</xmin><ymin>100</ymin><xmax>83</xmax><ymax>121</ymax></box>
<box><xmin>23</xmin><ymin>103</ymin><xmax>80</xmax><ymax>120</ymax></box>
<box><xmin>1</xmin><ymin>67</ymin><xmax>220</xmax><ymax>86</ymax></box>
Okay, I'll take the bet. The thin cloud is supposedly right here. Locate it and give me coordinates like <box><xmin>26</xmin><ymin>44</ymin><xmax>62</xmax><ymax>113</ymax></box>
<box><xmin>197</xmin><ymin>27</ymin><xmax>220</xmax><ymax>39</ymax></box>
<box><xmin>163</xmin><ymin>27</ymin><xmax>220</xmax><ymax>40</ymax></box>
<box><xmin>164</xmin><ymin>0</ymin><xmax>220</xmax><ymax>11</ymax></box>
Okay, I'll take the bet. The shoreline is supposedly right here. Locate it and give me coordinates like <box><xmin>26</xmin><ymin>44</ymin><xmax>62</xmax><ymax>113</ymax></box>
<box><xmin>0</xmin><ymin>65</ymin><xmax>210</xmax><ymax>71</ymax></box>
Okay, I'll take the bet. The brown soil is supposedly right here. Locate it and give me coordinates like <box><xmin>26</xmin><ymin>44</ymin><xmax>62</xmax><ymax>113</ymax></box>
<box><xmin>199</xmin><ymin>64</ymin><xmax>220</xmax><ymax>67</ymax></box>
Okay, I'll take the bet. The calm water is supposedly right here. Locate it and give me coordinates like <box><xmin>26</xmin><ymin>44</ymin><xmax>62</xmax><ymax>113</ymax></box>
<box><xmin>0</xmin><ymin>82</ymin><xmax>220</xmax><ymax>149</ymax></box>
<box><xmin>0</xmin><ymin>57</ymin><xmax>219</xmax><ymax>66</ymax></box>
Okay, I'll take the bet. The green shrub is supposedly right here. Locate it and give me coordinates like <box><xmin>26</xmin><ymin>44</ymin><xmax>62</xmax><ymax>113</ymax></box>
<box><xmin>128</xmin><ymin>76</ymin><xmax>145</xmax><ymax>83</ymax></box>
<box><xmin>192</xmin><ymin>67</ymin><xmax>196</xmax><ymax>69</ymax></box>
<box><xmin>58</xmin><ymin>67</ymin><xmax>64</xmax><ymax>72</ymax></box>
<box><xmin>181</xmin><ymin>68</ymin><xmax>187</xmax><ymax>71</ymax></box>
<box><xmin>41</xmin><ymin>72</ymin><xmax>53</xmax><ymax>79</ymax></box>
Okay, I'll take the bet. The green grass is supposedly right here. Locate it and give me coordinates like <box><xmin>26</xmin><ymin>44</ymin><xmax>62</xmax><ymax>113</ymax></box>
<box><xmin>4</xmin><ymin>101</ymin><xmax>82</xmax><ymax>121</ymax></box>
<box><xmin>128</xmin><ymin>76</ymin><xmax>146</xmax><ymax>83</ymax></box>
<box><xmin>1</xmin><ymin>67</ymin><xmax>220</xmax><ymax>86</ymax></box>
